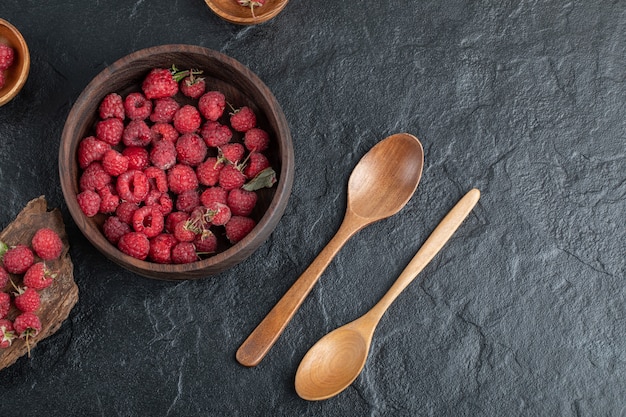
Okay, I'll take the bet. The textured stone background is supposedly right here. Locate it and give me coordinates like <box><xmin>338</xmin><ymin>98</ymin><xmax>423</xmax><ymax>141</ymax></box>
<box><xmin>0</xmin><ymin>1</ymin><xmax>625</xmax><ymax>416</ymax></box>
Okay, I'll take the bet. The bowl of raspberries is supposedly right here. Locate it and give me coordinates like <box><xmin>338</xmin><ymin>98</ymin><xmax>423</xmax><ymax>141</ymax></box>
<box><xmin>0</xmin><ymin>18</ymin><xmax>30</xmax><ymax>106</ymax></box>
<box><xmin>59</xmin><ymin>44</ymin><xmax>294</xmax><ymax>280</ymax></box>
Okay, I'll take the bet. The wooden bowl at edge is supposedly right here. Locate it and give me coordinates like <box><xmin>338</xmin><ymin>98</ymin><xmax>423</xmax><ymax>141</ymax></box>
<box><xmin>0</xmin><ymin>18</ymin><xmax>30</xmax><ymax>106</ymax></box>
<box><xmin>59</xmin><ymin>44</ymin><xmax>294</xmax><ymax>280</ymax></box>
<box><xmin>205</xmin><ymin>0</ymin><xmax>289</xmax><ymax>25</ymax></box>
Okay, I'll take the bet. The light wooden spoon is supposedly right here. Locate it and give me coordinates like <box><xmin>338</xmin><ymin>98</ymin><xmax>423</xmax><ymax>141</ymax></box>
<box><xmin>236</xmin><ymin>133</ymin><xmax>424</xmax><ymax>367</ymax></box>
<box><xmin>294</xmin><ymin>188</ymin><xmax>480</xmax><ymax>401</ymax></box>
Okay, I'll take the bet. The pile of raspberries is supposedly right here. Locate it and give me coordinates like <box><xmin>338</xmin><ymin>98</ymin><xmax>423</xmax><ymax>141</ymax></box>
<box><xmin>0</xmin><ymin>44</ymin><xmax>15</xmax><ymax>89</ymax></box>
<box><xmin>75</xmin><ymin>66</ymin><xmax>277</xmax><ymax>264</ymax></box>
<box><xmin>1</xmin><ymin>228</ymin><xmax>63</xmax><ymax>355</ymax></box>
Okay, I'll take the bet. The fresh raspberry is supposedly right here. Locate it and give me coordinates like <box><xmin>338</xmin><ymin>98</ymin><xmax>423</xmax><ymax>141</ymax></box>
<box><xmin>116</xmin><ymin>201</ymin><xmax>139</xmax><ymax>224</ymax></box>
<box><xmin>0</xmin><ymin>44</ymin><xmax>15</xmax><ymax>71</ymax></box>
<box><xmin>0</xmin><ymin>319</ymin><xmax>15</xmax><ymax>348</ymax></box>
<box><xmin>103</xmin><ymin>215</ymin><xmax>131</xmax><ymax>244</ymax></box>
<box><xmin>122</xmin><ymin>146</ymin><xmax>150</xmax><ymax>171</ymax></box>
<box><xmin>173</xmin><ymin>219</ymin><xmax>197</xmax><ymax>243</ymax></box>
<box><xmin>176</xmin><ymin>133</ymin><xmax>207</xmax><ymax>166</ymax></box>
<box><xmin>98</xmin><ymin>184</ymin><xmax>120</xmax><ymax>214</ymax></box>
<box><xmin>144</xmin><ymin>166</ymin><xmax>168</xmax><ymax>192</ymax></box>
<box><xmin>23</xmin><ymin>262</ymin><xmax>56</xmax><ymax>291</ymax></box>
<box><xmin>79</xmin><ymin>162</ymin><xmax>111</xmax><ymax>192</ymax></box>
<box><xmin>180</xmin><ymin>72</ymin><xmax>206</xmax><ymax>99</ymax></box>
<box><xmin>219</xmin><ymin>164</ymin><xmax>246</xmax><ymax>190</ymax></box>
<box><xmin>123</xmin><ymin>119</ymin><xmax>152</xmax><ymax>147</ymax></box>
<box><xmin>150</xmin><ymin>122</ymin><xmax>179</xmax><ymax>143</ymax></box>
<box><xmin>142</xmin><ymin>68</ymin><xmax>179</xmax><ymax>99</ymax></box>
<box><xmin>124</xmin><ymin>92</ymin><xmax>153</xmax><ymax>120</ymax></box>
<box><xmin>102</xmin><ymin>149</ymin><xmax>129</xmax><ymax>176</ymax></box>
<box><xmin>244</xmin><ymin>128</ymin><xmax>270</xmax><ymax>152</ymax></box>
<box><xmin>171</xmin><ymin>242</ymin><xmax>197</xmax><ymax>264</ymax></box>
<box><xmin>77</xmin><ymin>190</ymin><xmax>101</xmax><ymax>217</ymax></box>
<box><xmin>225</xmin><ymin>216</ymin><xmax>256</xmax><ymax>244</ymax></box>
<box><xmin>148</xmin><ymin>233</ymin><xmax>178</xmax><ymax>264</ymax></box>
<box><xmin>167</xmin><ymin>164</ymin><xmax>198</xmax><ymax>194</ymax></box>
<box><xmin>118</xmin><ymin>232</ymin><xmax>150</xmax><ymax>260</ymax></box>
<box><xmin>227</xmin><ymin>188</ymin><xmax>257</xmax><ymax>217</ymax></box>
<box><xmin>198</xmin><ymin>91</ymin><xmax>226</xmax><ymax>121</ymax></box>
<box><xmin>0</xmin><ymin>266</ymin><xmax>8</xmax><ymax>288</ymax></box>
<box><xmin>3</xmin><ymin>244</ymin><xmax>35</xmax><ymax>274</ymax></box>
<box><xmin>175</xmin><ymin>189</ymin><xmax>200</xmax><ymax>213</ymax></box>
<box><xmin>165</xmin><ymin>211</ymin><xmax>189</xmax><ymax>234</ymax></box>
<box><xmin>95</xmin><ymin>118</ymin><xmax>124</xmax><ymax>146</ymax></box>
<box><xmin>194</xmin><ymin>231</ymin><xmax>218</xmax><ymax>254</ymax></box>
<box><xmin>14</xmin><ymin>286</ymin><xmax>40</xmax><ymax>313</ymax></box>
<box><xmin>230</xmin><ymin>106</ymin><xmax>256</xmax><ymax>132</ymax></box>
<box><xmin>200</xmin><ymin>186</ymin><xmax>228</xmax><ymax>207</ymax></box>
<box><xmin>13</xmin><ymin>312</ymin><xmax>42</xmax><ymax>356</ymax></box>
<box><xmin>150</xmin><ymin>139</ymin><xmax>177</xmax><ymax>170</ymax></box>
<box><xmin>150</xmin><ymin>97</ymin><xmax>180</xmax><ymax>123</ymax></box>
<box><xmin>77</xmin><ymin>136</ymin><xmax>111</xmax><ymax>169</ymax></box>
<box><xmin>99</xmin><ymin>93</ymin><xmax>125</xmax><ymax>120</ymax></box>
<box><xmin>218</xmin><ymin>143</ymin><xmax>245</xmax><ymax>164</ymax></box>
<box><xmin>116</xmin><ymin>169</ymin><xmax>149</xmax><ymax>204</ymax></box>
<box><xmin>146</xmin><ymin>191</ymin><xmax>173</xmax><ymax>216</ymax></box>
<box><xmin>132</xmin><ymin>205</ymin><xmax>165</xmax><ymax>238</ymax></box>
<box><xmin>173</xmin><ymin>105</ymin><xmax>202</xmax><ymax>134</ymax></box>
<box><xmin>0</xmin><ymin>292</ymin><xmax>10</xmax><ymax>319</ymax></box>
<box><xmin>206</xmin><ymin>202</ymin><xmax>231</xmax><ymax>226</ymax></box>
<box><xmin>31</xmin><ymin>228</ymin><xmax>63</xmax><ymax>261</ymax></box>
<box><xmin>243</xmin><ymin>152</ymin><xmax>270</xmax><ymax>179</ymax></box>
<box><xmin>196</xmin><ymin>157</ymin><xmax>223</xmax><ymax>186</ymax></box>
<box><xmin>201</xmin><ymin>121</ymin><xmax>232</xmax><ymax>147</ymax></box>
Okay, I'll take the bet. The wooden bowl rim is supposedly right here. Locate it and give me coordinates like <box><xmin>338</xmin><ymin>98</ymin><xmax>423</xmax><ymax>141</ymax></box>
<box><xmin>59</xmin><ymin>44</ymin><xmax>294</xmax><ymax>280</ymax></box>
<box><xmin>204</xmin><ymin>0</ymin><xmax>289</xmax><ymax>25</ymax></box>
<box><xmin>0</xmin><ymin>18</ymin><xmax>30</xmax><ymax>107</ymax></box>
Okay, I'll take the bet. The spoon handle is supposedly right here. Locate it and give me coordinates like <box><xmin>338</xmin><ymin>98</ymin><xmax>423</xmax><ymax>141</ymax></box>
<box><xmin>367</xmin><ymin>189</ymin><xmax>480</xmax><ymax>323</ymax></box>
<box><xmin>236</xmin><ymin>216</ymin><xmax>363</xmax><ymax>367</ymax></box>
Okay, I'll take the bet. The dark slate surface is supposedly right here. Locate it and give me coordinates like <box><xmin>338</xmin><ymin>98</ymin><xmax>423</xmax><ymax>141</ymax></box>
<box><xmin>1</xmin><ymin>1</ymin><xmax>625</xmax><ymax>415</ymax></box>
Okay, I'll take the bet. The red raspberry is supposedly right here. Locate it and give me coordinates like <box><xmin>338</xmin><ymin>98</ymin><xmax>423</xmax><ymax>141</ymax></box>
<box><xmin>98</xmin><ymin>184</ymin><xmax>120</xmax><ymax>214</ymax></box>
<box><xmin>149</xmin><ymin>233</ymin><xmax>178</xmax><ymax>264</ymax></box>
<box><xmin>201</xmin><ymin>121</ymin><xmax>232</xmax><ymax>147</ymax></box>
<box><xmin>77</xmin><ymin>190</ymin><xmax>101</xmax><ymax>217</ymax></box>
<box><xmin>99</xmin><ymin>93</ymin><xmax>125</xmax><ymax>120</ymax></box>
<box><xmin>142</xmin><ymin>68</ymin><xmax>179</xmax><ymax>99</ymax></box>
<box><xmin>200</xmin><ymin>186</ymin><xmax>228</xmax><ymax>207</ymax></box>
<box><xmin>194</xmin><ymin>231</ymin><xmax>217</xmax><ymax>253</ymax></box>
<box><xmin>77</xmin><ymin>136</ymin><xmax>111</xmax><ymax>169</ymax></box>
<box><xmin>173</xmin><ymin>105</ymin><xmax>202</xmax><ymax>134</ymax></box>
<box><xmin>0</xmin><ymin>318</ymin><xmax>15</xmax><ymax>348</ymax></box>
<box><xmin>95</xmin><ymin>117</ymin><xmax>124</xmax><ymax>146</ymax></box>
<box><xmin>0</xmin><ymin>266</ymin><xmax>8</xmax><ymax>288</ymax></box>
<box><xmin>225</xmin><ymin>216</ymin><xmax>256</xmax><ymax>243</ymax></box>
<box><xmin>103</xmin><ymin>215</ymin><xmax>131</xmax><ymax>244</ymax></box>
<box><xmin>116</xmin><ymin>169</ymin><xmax>149</xmax><ymax>204</ymax></box>
<box><xmin>79</xmin><ymin>162</ymin><xmax>111</xmax><ymax>192</ymax></box>
<box><xmin>165</xmin><ymin>211</ymin><xmax>189</xmax><ymax>234</ymax></box>
<box><xmin>132</xmin><ymin>205</ymin><xmax>165</xmax><ymax>238</ymax></box>
<box><xmin>145</xmin><ymin>191</ymin><xmax>173</xmax><ymax>216</ymax></box>
<box><xmin>196</xmin><ymin>157</ymin><xmax>224</xmax><ymax>186</ymax></box>
<box><xmin>150</xmin><ymin>122</ymin><xmax>179</xmax><ymax>143</ymax></box>
<box><xmin>13</xmin><ymin>312</ymin><xmax>42</xmax><ymax>348</ymax></box>
<box><xmin>118</xmin><ymin>232</ymin><xmax>150</xmax><ymax>260</ymax></box>
<box><xmin>198</xmin><ymin>91</ymin><xmax>226</xmax><ymax>121</ymax></box>
<box><xmin>180</xmin><ymin>73</ymin><xmax>206</xmax><ymax>99</ymax></box>
<box><xmin>23</xmin><ymin>262</ymin><xmax>56</xmax><ymax>291</ymax></box>
<box><xmin>175</xmin><ymin>189</ymin><xmax>200</xmax><ymax>213</ymax></box>
<box><xmin>206</xmin><ymin>202</ymin><xmax>231</xmax><ymax>226</ymax></box>
<box><xmin>227</xmin><ymin>188</ymin><xmax>257</xmax><ymax>217</ymax></box>
<box><xmin>14</xmin><ymin>287</ymin><xmax>40</xmax><ymax>313</ymax></box>
<box><xmin>230</xmin><ymin>106</ymin><xmax>256</xmax><ymax>132</ymax></box>
<box><xmin>173</xmin><ymin>219</ymin><xmax>197</xmax><ymax>243</ymax></box>
<box><xmin>0</xmin><ymin>292</ymin><xmax>10</xmax><ymax>319</ymax></box>
<box><xmin>218</xmin><ymin>143</ymin><xmax>245</xmax><ymax>164</ymax></box>
<box><xmin>124</xmin><ymin>92</ymin><xmax>153</xmax><ymax>120</ymax></box>
<box><xmin>150</xmin><ymin>139</ymin><xmax>177</xmax><ymax>170</ymax></box>
<box><xmin>171</xmin><ymin>242</ymin><xmax>197</xmax><ymax>264</ymax></box>
<box><xmin>3</xmin><ymin>244</ymin><xmax>35</xmax><ymax>274</ymax></box>
<box><xmin>167</xmin><ymin>164</ymin><xmax>198</xmax><ymax>194</ymax></box>
<box><xmin>122</xmin><ymin>146</ymin><xmax>150</xmax><ymax>171</ymax></box>
<box><xmin>31</xmin><ymin>228</ymin><xmax>63</xmax><ymax>260</ymax></box>
<box><xmin>123</xmin><ymin>119</ymin><xmax>152</xmax><ymax>147</ymax></box>
<box><xmin>144</xmin><ymin>166</ymin><xmax>168</xmax><ymax>192</ymax></box>
<box><xmin>102</xmin><ymin>149</ymin><xmax>129</xmax><ymax>176</ymax></box>
<box><xmin>244</xmin><ymin>128</ymin><xmax>270</xmax><ymax>152</ymax></box>
<box><xmin>219</xmin><ymin>164</ymin><xmax>246</xmax><ymax>190</ymax></box>
<box><xmin>243</xmin><ymin>152</ymin><xmax>270</xmax><ymax>179</ymax></box>
<box><xmin>150</xmin><ymin>97</ymin><xmax>179</xmax><ymax>123</ymax></box>
<box><xmin>116</xmin><ymin>201</ymin><xmax>139</xmax><ymax>224</ymax></box>
<box><xmin>0</xmin><ymin>44</ymin><xmax>15</xmax><ymax>70</ymax></box>
<box><xmin>176</xmin><ymin>133</ymin><xmax>207</xmax><ymax>166</ymax></box>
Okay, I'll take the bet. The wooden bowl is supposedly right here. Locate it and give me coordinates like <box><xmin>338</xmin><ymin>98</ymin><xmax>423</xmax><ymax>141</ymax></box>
<box><xmin>59</xmin><ymin>44</ymin><xmax>294</xmax><ymax>280</ymax></box>
<box><xmin>205</xmin><ymin>0</ymin><xmax>289</xmax><ymax>25</ymax></box>
<box><xmin>0</xmin><ymin>18</ymin><xmax>30</xmax><ymax>106</ymax></box>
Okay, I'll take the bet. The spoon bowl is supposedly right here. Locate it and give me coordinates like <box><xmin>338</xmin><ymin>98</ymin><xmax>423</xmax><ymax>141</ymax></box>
<box><xmin>205</xmin><ymin>0</ymin><xmax>289</xmax><ymax>25</ymax></box>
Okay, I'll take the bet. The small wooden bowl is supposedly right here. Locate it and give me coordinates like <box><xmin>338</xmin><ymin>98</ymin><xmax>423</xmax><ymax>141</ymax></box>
<box><xmin>59</xmin><ymin>44</ymin><xmax>294</xmax><ymax>280</ymax></box>
<box><xmin>0</xmin><ymin>18</ymin><xmax>30</xmax><ymax>106</ymax></box>
<box><xmin>205</xmin><ymin>0</ymin><xmax>289</xmax><ymax>25</ymax></box>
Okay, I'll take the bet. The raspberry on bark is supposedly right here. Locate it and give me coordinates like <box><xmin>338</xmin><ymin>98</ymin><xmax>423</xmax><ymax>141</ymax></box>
<box><xmin>31</xmin><ymin>228</ymin><xmax>63</xmax><ymax>261</ymax></box>
<box><xmin>13</xmin><ymin>312</ymin><xmax>42</xmax><ymax>357</ymax></box>
<box><xmin>2</xmin><ymin>244</ymin><xmax>35</xmax><ymax>274</ymax></box>
<box><xmin>0</xmin><ymin>319</ymin><xmax>15</xmax><ymax>348</ymax></box>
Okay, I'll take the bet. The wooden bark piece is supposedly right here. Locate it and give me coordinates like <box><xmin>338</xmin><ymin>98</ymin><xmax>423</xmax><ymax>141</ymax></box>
<box><xmin>0</xmin><ymin>196</ymin><xmax>78</xmax><ymax>370</ymax></box>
